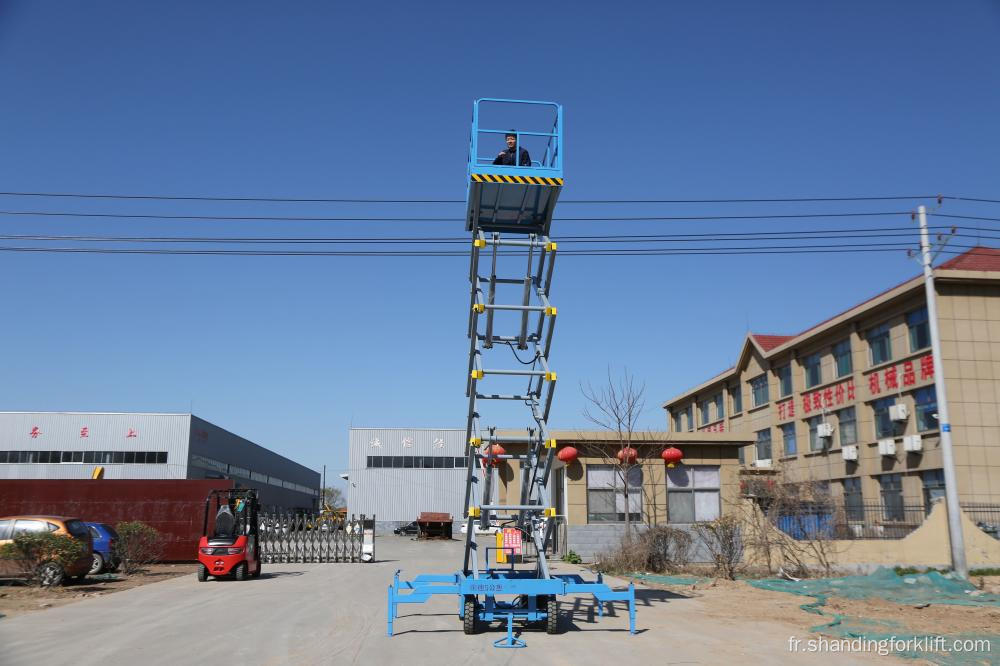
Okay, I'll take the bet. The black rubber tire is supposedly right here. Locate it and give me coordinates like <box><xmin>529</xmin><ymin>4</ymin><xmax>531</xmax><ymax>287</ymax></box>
<box><xmin>463</xmin><ymin>597</ymin><xmax>478</xmax><ymax>635</ymax></box>
<box><xmin>197</xmin><ymin>564</ymin><xmax>208</xmax><ymax>582</ymax></box>
<box><xmin>38</xmin><ymin>562</ymin><xmax>64</xmax><ymax>588</ymax></box>
<box><xmin>234</xmin><ymin>562</ymin><xmax>248</xmax><ymax>581</ymax></box>
<box><xmin>89</xmin><ymin>552</ymin><xmax>105</xmax><ymax>576</ymax></box>
<box><xmin>545</xmin><ymin>596</ymin><xmax>559</xmax><ymax>634</ymax></box>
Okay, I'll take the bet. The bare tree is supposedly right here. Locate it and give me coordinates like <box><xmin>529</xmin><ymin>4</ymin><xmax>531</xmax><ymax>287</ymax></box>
<box><xmin>322</xmin><ymin>486</ymin><xmax>345</xmax><ymax>509</ymax></box>
<box><xmin>580</xmin><ymin>367</ymin><xmax>647</xmax><ymax>541</ymax></box>
<box><xmin>734</xmin><ymin>473</ymin><xmax>845</xmax><ymax>577</ymax></box>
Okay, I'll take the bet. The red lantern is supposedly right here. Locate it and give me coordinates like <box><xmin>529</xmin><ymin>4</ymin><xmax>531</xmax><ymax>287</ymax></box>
<box><xmin>556</xmin><ymin>446</ymin><xmax>579</xmax><ymax>464</ymax></box>
<box><xmin>616</xmin><ymin>447</ymin><xmax>638</xmax><ymax>464</ymax></box>
<box><xmin>484</xmin><ymin>444</ymin><xmax>506</xmax><ymax>467</ymax></box>
<box><xmin>661</xmin><ymin>446</ymin><xmax>683</xmax><ymax>468</ymax></box>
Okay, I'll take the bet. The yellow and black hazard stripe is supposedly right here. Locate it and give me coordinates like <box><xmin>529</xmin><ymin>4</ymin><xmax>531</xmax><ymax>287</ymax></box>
<box><xmin>471</xmin><ymin>174</ymin><xmax>563</xmax><ymax>186</ymax></box>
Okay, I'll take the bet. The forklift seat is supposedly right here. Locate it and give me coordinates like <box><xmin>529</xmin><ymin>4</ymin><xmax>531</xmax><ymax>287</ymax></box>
<box><xmin>209</xmin><ymin>504</ymin><xmax>238</xmax><ymax>546</ymax></box>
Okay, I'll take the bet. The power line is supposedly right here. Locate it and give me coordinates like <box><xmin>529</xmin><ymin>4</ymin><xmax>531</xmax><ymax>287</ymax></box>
<box><xmin>0</xmin><ymin>227</ymin><xmax>982</xmax><ymax>246</ymax></box>
<box><xmin>0</xmin><ymin>243</ymin><xmax>983</xmax><ymax>257</ymax></box>
<box><xmin>940</xmin><ymin>196</ymin><xmax>1000</xmax><ymax>205</ymax></box>
<box><xmin>933</xmin><ymin>213</ymin><xmax>1000</xmax><ymax>223</ymax></box>
<box><xmin>0</xmin><ymin>191</ymin><xmax>946</xmax><ymax>204</ymax></box>
<box><xmin>0</xmin><ymin>209</ymin><xmax>915</xmax><ymax>223</ymax></box>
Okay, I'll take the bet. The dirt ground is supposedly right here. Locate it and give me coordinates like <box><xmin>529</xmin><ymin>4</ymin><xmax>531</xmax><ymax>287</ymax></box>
<box><xmin>626</xmin><ymin>574</ymin><xmax>1000</xmax><ymax>638</ymax></box>
<box><xmin>0</xmin><ymin>563</ymin><xmax>198</xmax><ymax>619</ymax></box>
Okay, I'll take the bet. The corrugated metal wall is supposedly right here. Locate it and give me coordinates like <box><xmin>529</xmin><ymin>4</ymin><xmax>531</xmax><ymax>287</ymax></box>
<box><xmin>0</xmin><ymin>413</ymin><xmax>320</xmax><ymax>512</ymax></box>
<box><xmin>346</xmin><ymin>428</ymin><xmax>468</xmax><ymax>523</ymax></box>
<box><xmin>188</xmin><ymin>415</ymin><xmax>320</xmax><ymax>511</ymax></box>
<box><xmin>0</xmin><ymin>412</ymin><xmax>191</xmax><ymax>480</ymax></box>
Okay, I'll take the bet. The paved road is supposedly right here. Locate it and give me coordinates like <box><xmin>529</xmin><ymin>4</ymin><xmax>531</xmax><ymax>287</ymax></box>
<box><xmin>0</xmin><ymin>536</ymin><xmax>879</xmax><ymax>665</ymax></box>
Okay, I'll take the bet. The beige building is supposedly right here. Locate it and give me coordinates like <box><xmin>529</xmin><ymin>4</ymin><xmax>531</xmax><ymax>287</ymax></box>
<box><xmin>496</xmin><ymin>431</ymin><xmax>750</xmax><ymax>559</ymax></box>
<box><xmin>663</xmin><ymin>246</ymin><xmax>1000</xmax><ymax>540</ymax></box>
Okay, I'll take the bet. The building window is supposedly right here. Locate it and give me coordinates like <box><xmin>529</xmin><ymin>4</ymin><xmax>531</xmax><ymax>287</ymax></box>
<box><xmin>699</xmin><ymin>399</ymin><xmax>711</xmax><ymax>426</ymax></box>
<box><xmin>777</xmin><ymin>365</ymin><xmax>792</xmax><ymax>398</ymax></box>
<box><xmin>914</xmin><ymin>386</ymin><xmax>937</xmax><ymax>432</ymax></box>
<box><xmin>867</xmin><ymin>323</ymin><xmax>892</xmax><ymax>366</ymax></box>
<box><xmin>750</xmin><ymin>374</ymin><xmax>769</xmax><ymax>408</ymax></box>
<box><xmin>731</xmin><ymin>386</ymin><xmax>743</xmax><ymax>414</ymax></box>
<box><xmin>837</xmin><ymin>406</ymin><xmax>857</xmax><ymax>446</ymax></box>
<box><xmin>907</xmin><ymin>307</ymin><xmax>930</xmax><ymax>352</ymax></box>
<box><xmin>780</xmin><ymin>423</ymin><xmax>797</xmax><ymax>456</ymax></box>
<box><xmin>833</xmin><ymin>339</ymin><xmax>852</xmax><ymax>378</ymax></box>
<box><xmin>878</xmin><ymin>473</ymin><xmax>904</xmax><ymax>521</ymax></box>
<box><xmin>804</xmin><ymin>352</ymin><xmax>822</xmax><ymax>389</ymax></box>
<box><xmin>681</xmin><ymin>405</ymin><xmax>694</xmax><ymax>431</ymax></box>
<box><xmin>922</xmin><ymin>469</ymin><xmax>945</xmax><ymax>511</ymax></box>
<box><xmin>667</xmin><ymin>465</ymin><xmax>720</xmax><ymax>523</ymax></box>
<box><xmin>807</xmin><ymin>415</ymin><xmax>824</xmax><ymax>451</ymax></box>
<box><xmin>755</xmin><ymin>428</ymin><xmax>772</xmax><ymax>461</ymax></box>
<box><xmin>873</xmin><ymin>396</ymin><xmax>898</xmax><ymax>439</ymax></box>
<box><xmin>587</xmin><ymin>465</ymin><xmax>642</xmax><ymax>523</ymax></box>
<box><xmin>0</xmin><ymin>451</ymin><xmax>168</xmax><ymax>465</ymax></box>
<box><xmin>672</xmin><ymin>411</ymin><xmax>682</xmax><ymax>433</ymax></box>
<box><xmin>843</xmin><ymin>477</ymin><xmax>863</xmax><ymax>521</ymax></box>
<box><xmin>714</xmin><ymin>392</ymin><xmax>724</xmax><ymax>421</ymax></box>
<box><xmin>737</xmin><ymin>445</ymin><xmax>745</xmax><ymax>465</ymax></box>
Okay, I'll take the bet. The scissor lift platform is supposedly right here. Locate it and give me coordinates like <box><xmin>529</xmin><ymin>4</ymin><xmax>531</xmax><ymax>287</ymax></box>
<box><xmin>388</xmin><ymin>569</ymin><xmax>636</xmax><ymax>646</ymax></box>
<box><xmin>387</xmin><ymin>99</ymin><xmax>636</xmax><ymax>648</ymax></box>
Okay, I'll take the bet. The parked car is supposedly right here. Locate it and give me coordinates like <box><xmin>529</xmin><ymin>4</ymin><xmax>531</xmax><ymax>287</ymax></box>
<box><xmin>0</xmin><ymin>515</ymin><xmax>93</xmax><ymax>586</ymax></box>
<box><xmin>393</xmin><ymin>521</ymin><xmax>419</xmax><ymax>536</ymax></box>
<box><xmin>459</xmin><ymin>521</ymin><xmax>501</xmax><ymax>535</ymax></box>
<box><xmin>84</xmin><ymin>522</ymin><xmax>120</xmax><ymax>575</ymax></box>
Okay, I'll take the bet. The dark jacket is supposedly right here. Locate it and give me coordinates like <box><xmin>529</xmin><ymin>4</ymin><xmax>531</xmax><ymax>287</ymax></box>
<box><xmin>493</xmin><ymin>146</ymin><xmax>532</xmax><ymax>167</ymax></box>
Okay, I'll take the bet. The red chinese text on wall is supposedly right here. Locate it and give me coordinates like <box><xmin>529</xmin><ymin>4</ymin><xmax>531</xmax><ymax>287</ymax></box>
<box><xmin>698</xmin><ymin>421</ymin><xmax>725</xmax><ymax>433</ymax></box>
<box><xmin>802</xmin><ymin>379</ymin><xmax>856</xmax><ymax>415</ymax></box>
<box><xmin>777</xmin><ymin>399</ymin><xmax>796</xmax><ymax>421</ymax></box>
<box><xmin>867</xmin><ymin>354</ymin><xmax>934</xmax><ymax>397</ymax></box>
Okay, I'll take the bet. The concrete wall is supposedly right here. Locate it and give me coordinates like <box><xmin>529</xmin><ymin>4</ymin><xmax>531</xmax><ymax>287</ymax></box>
<box><xmin>742</xmin><ymin>500</ymin><xmax>1000</xmax><ymax>572</ymax></box>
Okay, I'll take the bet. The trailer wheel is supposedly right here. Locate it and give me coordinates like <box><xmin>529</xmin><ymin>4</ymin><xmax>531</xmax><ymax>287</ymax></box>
<box><xmin>234</xmin><ymin>562</ymin><xmax>248</xmax><ymax>581</ymax></box>
<box><xmin>197</xmin><ymin>564</ymin><xmax>208</xmax><ymax>582</ymax></box>
<box><xmin>545</xmin><ymin>597</ymin><xmax>559</xmax><ymax>634</ymax></box>
<box><xmin>463</xmin><ymin>597</ymin><xmax>479</xmax><ymax>635</ymax></box>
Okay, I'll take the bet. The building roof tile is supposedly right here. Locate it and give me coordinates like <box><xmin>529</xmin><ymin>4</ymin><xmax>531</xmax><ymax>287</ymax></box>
<box><xmin>937</xmin><ymin>246</ymin><xmax>1000</xmax><ymax>272</ymax></box>
<box><xmin>750</xmin><ymin>334</ymin><xmax>795</xmax><ymax>352</ymax></box>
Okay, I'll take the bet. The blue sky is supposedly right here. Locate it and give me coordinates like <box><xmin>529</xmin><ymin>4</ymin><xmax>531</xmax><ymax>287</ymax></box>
<box><xmin>1</xmin><ymin>1</ymin><xmax>998</xmax><ymax>487</ymax></box>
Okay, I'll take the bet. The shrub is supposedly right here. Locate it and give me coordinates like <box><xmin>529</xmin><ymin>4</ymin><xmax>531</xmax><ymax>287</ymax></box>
<box><xmin>594</xmin><ymin>526</ymin><xmax>692</xmax><ymax>575</ymax></box>
<box><xmin>693</xmin><ymin>516</ymin><xmax>744</xmax><ymax>580</ymax></box>
<box><xmin>113</xmin><ymin>521</ymin><xmax>164</xmax><ymax>574</ymax></box>
<box><xmin>562</xmin><ymin>550</ymin><xmax>582</xmax><ymax>564</ymax></box>
<box><xmin>0</xmin><ymin>532</ymin><xmax>86</xmax><ymax>586</ymax></box>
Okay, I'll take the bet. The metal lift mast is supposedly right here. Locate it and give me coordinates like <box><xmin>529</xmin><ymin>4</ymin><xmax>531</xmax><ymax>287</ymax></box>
<box><xmin>388</xmin><ymin>100</ymin><xmax>635</xmax><ymax>648</ymax></box>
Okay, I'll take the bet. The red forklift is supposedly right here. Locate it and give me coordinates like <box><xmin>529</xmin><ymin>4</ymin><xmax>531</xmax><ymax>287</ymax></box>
<box><xmin>197</xmin><ymin>488</ymin><xmax>261</xmax><ymax>581</ymax></box>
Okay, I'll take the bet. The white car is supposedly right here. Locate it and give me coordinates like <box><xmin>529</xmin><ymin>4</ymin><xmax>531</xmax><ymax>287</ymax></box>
<box><xmin>460</xmin><ymin>521</ymin><xmax>501</xmax><ymax>535</ymax></box>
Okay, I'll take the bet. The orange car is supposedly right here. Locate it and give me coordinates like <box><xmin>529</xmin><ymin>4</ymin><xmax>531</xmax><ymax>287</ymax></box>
<box><xmin>0</xmin><ymin>515</ymin><xmax>94</xmax><ymax>586</ymax></box>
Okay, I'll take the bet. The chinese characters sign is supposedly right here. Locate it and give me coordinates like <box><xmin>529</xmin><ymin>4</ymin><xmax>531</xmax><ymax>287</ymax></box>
<box><xmin>802</xmin><ymin>380</ymin><xmax>855</xmax><ymax>415</ymax></box>
<box><xmin>698</xmin><ymin>422</ymin><xmax>725</xmax><ymax>433</ymax></box>
<box><xmin>777</xmin><ymin>399</ymin><xmax>796</xmax><ymax>421</ymax></box>
<box><xmin>867</xmin><ymin>354</ymin><xmax>934</xmax><ymax>397</ymax></box>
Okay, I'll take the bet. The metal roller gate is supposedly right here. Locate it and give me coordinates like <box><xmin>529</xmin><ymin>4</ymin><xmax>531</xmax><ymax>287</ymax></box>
<box><xmin>259</xmin><ymin>512</ymin><xmax>374</xmax><ymax>563</ymax></box>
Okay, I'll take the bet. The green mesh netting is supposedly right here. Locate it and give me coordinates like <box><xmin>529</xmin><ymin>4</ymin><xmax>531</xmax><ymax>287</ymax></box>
<box><xmin>749</xmin><ymin>568</ymin><xmax>1000</xmax><ymax>665</ymax></box>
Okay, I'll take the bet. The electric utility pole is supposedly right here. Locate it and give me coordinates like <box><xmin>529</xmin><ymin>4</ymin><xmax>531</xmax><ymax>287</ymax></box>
<box><xmin>917</xmin><ymin>204</ymin><xmax>967</xmax><ymax>578</ymax></box>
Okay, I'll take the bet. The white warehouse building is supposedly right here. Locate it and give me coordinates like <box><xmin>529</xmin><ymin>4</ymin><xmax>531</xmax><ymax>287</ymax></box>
<box><xmin>0</xmin><ymin>411</ymin><xmax>320</xmax><ymax>511</ymax></box>
<box><xmin>346</xmin><ymin>427</ymin><xmax>469</xmax><ymax>530</ymax></box>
